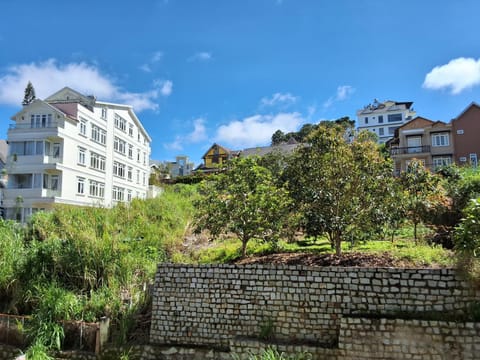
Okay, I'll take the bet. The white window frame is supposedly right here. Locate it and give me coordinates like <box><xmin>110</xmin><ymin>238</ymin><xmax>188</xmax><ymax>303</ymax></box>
<box><xmin>79</xmin><ymin>118</ymin><xmax>87</xmax><ymax>136</ymax></box>
<box><xmin>78</xmin><ymin>147</ymin><xmax>86</xmax><ymax>165</ymax></box>
<box><xmin>91</xmin><ymin>124</ymin><xmax>107</xmax><ymax>145</ymax></box>
<box><xmin>432</xmin><ymin>156</ymin><xmax>452</xmax><ymax>168</ymax></box>
<box><xmin>431</xmin><ymin>132</ymin><xmax>450</xmax><ymax>147</ymax></box>
<box><xmin>77</xmin><ymin>177</ymin><xmax>85</xmax><ymax>194</ymax></box>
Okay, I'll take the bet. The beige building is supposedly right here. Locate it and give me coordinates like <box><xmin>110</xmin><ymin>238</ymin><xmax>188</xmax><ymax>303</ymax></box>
<box><xmin>388</xmin><ymin>117</ymin><xmax>453</xmax><ymax>174</ymax></box>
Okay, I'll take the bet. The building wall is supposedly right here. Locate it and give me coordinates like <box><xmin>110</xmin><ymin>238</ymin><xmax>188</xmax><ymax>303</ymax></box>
<box><xmin>149</xmin><ymin>264</ymin><xmax>480</xmax><ymax>359</ymax></box>
<box><xmin>452</xmin><ymin>104</ymin><xmax>480</xmax><ymax>166</ymax></box>
<box><xmin>4</xmin><ymin>89</ymin><xmax>151</xmax><ymax>220</ymax></box>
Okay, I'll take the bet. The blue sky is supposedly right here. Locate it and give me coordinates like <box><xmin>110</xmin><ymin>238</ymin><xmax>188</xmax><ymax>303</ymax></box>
<box><xmin>1</xmin><ymin>0</ymin><xmax>480</xmax><ymax>166</ymax></box>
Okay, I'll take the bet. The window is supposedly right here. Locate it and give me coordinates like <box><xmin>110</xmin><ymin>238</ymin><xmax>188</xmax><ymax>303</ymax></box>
<box><xmin>77</xmin><ymin>177</ymin><xmax>85</xmax><ymax>194</ymax></box>
<box><xmin>129</xmin><ymin>124</ymin><xmax>134</xmax><ymax>137</ymax></box>
<box><xmin>78</xmin><ymin>147</ymin><xmax>86</xmax><ymax>165</ymax></box>
<box><xmin>89</xmin><ymin>180</ymin><xmax>105</xmax><ymax>198</ymax></box>
<box><xmin>30</xmin><ymin>114</ymin><xmax>52</xmax><ymax>128</ymax></box>
<box><xmin>52</xmin><ymin>143</ymin><xmax>61</xmax><ymax>158</ymax></box>
<box><xmin>143</xmin><ymin>152</ymin><xmax>146</xmax><ymax>165</ymax></box>
<box><xmin>127</xmin><ymin>166</ymin><xmax>133</xmax><ymax>181</ymax></box>
<box><xmin>113</xmin><ymin>161</ymin><xmax>126</xmax><ymax>178</ymax></box>
<box><xmin>470</xmin><ymin>153</ymin><xmax>478</xmax><ymax>168</ymax></box>
<box><xmin>143</xmin><ymin>172</ymin><xmax>146</xmax><ymax>185</ymax></box>
<box><xmin>387</xmin><ymin>113</ymin><xmax>402</xmax><ymax>123</ymax></box>
<box><xmin>378</xmin><ymin>115</ymin><xmax>384</xmax><ymax>124</ymax></box>
<box><xmin>114</xmin><ymin>114</ymin><xmax>127</xmax><ymax>132</ymax></box>
<box><xmin>433</xmin><ymin>156</ymin><xmax>452</xmax><ymax>168</ymax></box>
<box><xmin>431</xmin><ymin>132</ymin><xmax>450</xmax><ymax>147</ymax></box>
<box><xmin>137</xmin><ymin>149</ymin><xmax>141</xmax><ymax>162</ymax></box>
<box><xmin>10</xmin><ymin>141</ymin><xmax>44</xmax><ymax>156</ymax></box>
<box><xmin>101</xmin><ymin>107</ymin><xmax>107</xmax><ymax>119</ymax></box>
<box><xmin>114</xmin><ymin>137</ymin><xmax>126</xmax><ymax>154</ymax></box>
<box><xmin>90</xmin><ymin>152</ymin><xmax>106</xmax><ymax>171</ymax></box>
<box><xmin>33</xmin><ymin>173</ymin><xmax>42</xmax><ymax>188</ymax></box>
<box><xmin>457</xmin><ymin>129</ymin><xmax>464</xmax><ymax>135</ymax></box>
<box><xmin>407</xmin><ymin>136</ymin><xmax>422</xmax><ymax>153</ymax></box>
<box><xmin>364</xmin><ymin>117</ymin><xmax>368</xmax><ymax>125</ymax></box>
<box><xmin>136</xmin><ymin>170</ymin><xmax>140</xmax><ymax>184</ymax></box>
<box><xmin>51</xmin><ymin>175</ymin><xmax>59</xmax><ymax>190</ymax></box>
<box><xmin>388</xmin><ymin>126</ymin><xmax>398</xmax><ymax>135</ymax></box>
<box><xmin>112</xmin><ymin>186</ymin><xmax>125</xmax><ymax>201</ymax></box>
<box><xmin>91</xmin><ymin>124</ymin><xmax>107</xmax><ymax>145</ymax></box>
<box><xmin>128</xmin><ymin>144</ymin><xmax>133</xmax><ymax>159</ymax></box>
<box><xmin>79</xmin><ymin>118</ymin><xmax>87</xmax><ymax>136</ymax></box>
<box><xmin>378</xmin><ymin>128</ymin><xmax>384</xmax><ymax>136</ymax></box>
<box><xmin>127</xmin><ymin>190</ymin><xmax>132</xmax><ymax>202</ymax></box>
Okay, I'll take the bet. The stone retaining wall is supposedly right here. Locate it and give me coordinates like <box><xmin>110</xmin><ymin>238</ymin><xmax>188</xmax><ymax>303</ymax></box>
<box><xmin>149</xmin><ymin>264</ymin><xmax>480</xmax><ymax>359</ymax></box>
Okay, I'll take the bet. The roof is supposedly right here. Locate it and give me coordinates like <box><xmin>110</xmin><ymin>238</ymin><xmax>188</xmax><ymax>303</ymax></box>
<box><xmin>240</xmin><ymin>143</ymin><xmax>302</xmax><ymax>157</ymax></box>
<box><xmin>10</xmin><ymin>98</ymin><xmax>70</xmax><ymax>121</ymax></box>
<box><xmin>452</xmin><ymin>101</ymin><xmax>480</xmax><ymax>121</ymax></box>
<box><xmin>201</xmin><ymin>143</ymin><xmax>237</xmax><ymax>159</ymax></box>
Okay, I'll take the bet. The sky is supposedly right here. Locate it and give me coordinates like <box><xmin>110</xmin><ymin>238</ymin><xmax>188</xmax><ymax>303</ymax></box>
<box><xmin>1</xmin><ymin>0</ymin><xmax>480</xmax><ymax>166</ymax></box>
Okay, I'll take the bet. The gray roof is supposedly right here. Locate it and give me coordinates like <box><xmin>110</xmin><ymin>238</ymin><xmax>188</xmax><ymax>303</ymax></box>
<box><xmin>239</xmin><ymin>143</ymin><xmax>302</xmax><ymax>157</ymax></box>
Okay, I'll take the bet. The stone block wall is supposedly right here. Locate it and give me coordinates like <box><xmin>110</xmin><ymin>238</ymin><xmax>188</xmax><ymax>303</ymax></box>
<box><xmin>149</xmin><ymin>264</ymin><xmax>480</xmax><ymax>359</ymax></box>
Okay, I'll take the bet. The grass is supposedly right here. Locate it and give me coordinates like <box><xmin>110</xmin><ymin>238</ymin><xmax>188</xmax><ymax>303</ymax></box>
<box><xmin>189</xmin><ymin>224</ymin><xmax>454</xmax><ymax>267</ymax></box>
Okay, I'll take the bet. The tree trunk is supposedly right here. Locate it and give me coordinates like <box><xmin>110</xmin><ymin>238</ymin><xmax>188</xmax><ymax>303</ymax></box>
<box><xmin>414</xmin><ymin>221</ymin><xmax>418</xmax><ymax>244</ymax></box>
<box><xmin>335</xmin><ymin>235</ymin><xmax>342</xmax><ymax>256</ymax></box>
<box><xmin>241</xmin><ymin>238</ymin><xmax>248</xmax><ymax>258</ymax></box>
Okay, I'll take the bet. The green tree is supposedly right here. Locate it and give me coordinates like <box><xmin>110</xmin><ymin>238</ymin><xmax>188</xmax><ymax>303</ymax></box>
<box><xmin>454</xmin><ymin>197</ymin><xmax>480</xmax><ymax>257</ymax></box>
<box><xmin>399</xmin><ymin>159</ymin><xmax>443</xmax><ymax>243</ymax></box>
<box><xmin>194</xmin><ymin>156</ymin><xmax>291</xmax><ymax>257</ymax></box>
<box><xmin>22</xmin><ymin>81</ymin><xmax>36</xmax><ymax>106</ymax></box>
<box><xmin>286</xmin><ymin>125</ymin><xmax>393</xmax><ymax>255</ymax></box>
<box><xmin>271</xmin><ymin>129</ymin><xmax>286</xmax><ymax>145</ymax></box>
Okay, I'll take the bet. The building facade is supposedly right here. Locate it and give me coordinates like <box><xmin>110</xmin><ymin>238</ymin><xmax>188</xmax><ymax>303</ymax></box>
<box><xmin>4</xmin><ymin>87</ymin><xmax>151</xmax><ymax>221</ymax></box>
<box><xmin>452</xmin><ymin>102</ymin><xmax>480</xmax><ymax>167</ymax></box>
<box><xmin>357</xmin><ymin>99</ymin><xmax>416</xmax><ymax>143</ymax></box>
<box><xmin>388</xmin><ymin>117</ymin><xmax>453</xmax><ymax>174</ymax></box>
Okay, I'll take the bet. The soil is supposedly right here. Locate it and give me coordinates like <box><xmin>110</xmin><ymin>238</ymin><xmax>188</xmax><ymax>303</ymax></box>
<box><xmin>232</xmin><ymin>251</ymin><xmax>440</xmax><ymax>268</ymax></box>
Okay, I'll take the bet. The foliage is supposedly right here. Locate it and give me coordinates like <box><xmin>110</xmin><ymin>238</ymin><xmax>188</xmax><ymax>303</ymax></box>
<box><xmin>195</xmin><ymin>156</ymin><xmax>291</xmax><ymax>257</ymax></box>
<box><xmin>285</xmin><ymin>126</ymin><xmax>394</xmax><ymax>255</ymax></box>
<box><xmin>454</xmin><ymin>197</ymin><xmax>480</xmax><ymax>257</ymax></box>
<box><xmin>399</xmin><ymin>159</ymin><xmax>445</xmax><ymax>243</ymax></box>
<box><xmin>22</xmin><ymin>81</ymin><xmax>36</xmax><ymax>106</ymax></box>
<box><xmin>239</xmin><ymin>348</ymin><xmax>312</xmax><ymax>360</ymax></box>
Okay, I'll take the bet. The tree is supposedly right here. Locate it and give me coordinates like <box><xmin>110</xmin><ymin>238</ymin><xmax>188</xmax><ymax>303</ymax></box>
<box><xmin>454</xmin><ymin>197</ymin><xmax>480</xmax><ymax>258</ymax></box>
<box><xmin>271</xmin><ymin>130</ymin><xmax>286</xmax><ymax>145</ymax></box>
<box><xmin>22</xmin><ymin>81</ymin><xmax>36</xmax><ymax>106</ymax></box>
<box><xmin>194</xmin><ymin>156</ymin><xmax>291</xmax><ymax>257</ymax></box>
<box><xmin>286</xmin><ymin>125</ymin><xmax>393</xmax><ymax>255</ymax></box>
<box><xmin>399</xmin><ymin>159</ymin><xmax>443</xmax><ymax>243</ymax></box>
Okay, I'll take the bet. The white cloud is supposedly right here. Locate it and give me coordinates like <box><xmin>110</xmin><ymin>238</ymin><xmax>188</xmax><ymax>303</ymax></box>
<box><xmin>423</xmin><ymin>57</ymin><xmax>480</xmax><ymax>94</ymax></box>
<box><xmin>215</xmin><ymin>112</ymin><xmax>304</xmax><ymax>149</ymax></box>
<box><xmin>323</xmin><ymin>85</ymin><xmax>355</xmax><ymax>108</ymax></box>
<box><xmin>188</xmin><ymin>52</ymin><xmax>212</xmax><ymax>62</ymax></box>
<box><xmin>140</xmin><ymin>51</ymin><xmax>164</xmax><ymax>72</ymax></box>
<box><xmin>165</xmin><ymin>118</ymin><xmax>207</xmax><ymax>151</ymax></box>
<box><xmin>0</xmin><ymin>59</ymin><xmax>172</xmax><ymax>111</ymax></box>
<box><xmin>260</xmin><ymin>92</ymin><xmax>298</xmax><ymax>107</ymax></box>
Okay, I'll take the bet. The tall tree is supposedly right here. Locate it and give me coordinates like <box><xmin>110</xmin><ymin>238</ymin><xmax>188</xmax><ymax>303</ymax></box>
<box><xmin>194</xmin><ymin>156</ymin><xmax>291</xmax><ymax>257</ymax></box>
<box><xmin>22</xmin><ymin>81</ymin><xmax>36</xmax><ymax>106</ymax></box>
<box><xmin>286</xmin><ymin>124</ymin><xmax>393</xmax><ymax>255</ymax></box>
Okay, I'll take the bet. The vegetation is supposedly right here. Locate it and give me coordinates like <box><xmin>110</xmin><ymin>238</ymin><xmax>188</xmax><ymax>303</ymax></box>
<box><xmin>0</xmin><ymin>185</ymin><xmax>196</xmax><ymax>356</ymax></box>
<box><xmin>22</xmin><ymin>81</ymin><xmax>36</xmax><ymax>106</ymax></box>
<box><xmin>195</xmin><ymin>156</ymin><xmax>291</xmax><ymax>257</ymax></box>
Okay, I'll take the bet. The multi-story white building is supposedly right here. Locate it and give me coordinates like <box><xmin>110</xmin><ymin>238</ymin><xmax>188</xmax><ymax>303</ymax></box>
<box><xmin>4</xmin><ymin>87</ymin><xmax>151</xmax><ymax>221</ymax></box>
<box><xmin>356</xmin><ymin>99</ymin><xmax>416</xmax><ymax>143</ymax></box>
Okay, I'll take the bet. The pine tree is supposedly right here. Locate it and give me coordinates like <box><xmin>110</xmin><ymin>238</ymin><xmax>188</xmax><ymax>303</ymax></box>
<box><xmin>22</xmin><ymin>81</ymin><xmax>36</xmax><ymax>106</ymax></box>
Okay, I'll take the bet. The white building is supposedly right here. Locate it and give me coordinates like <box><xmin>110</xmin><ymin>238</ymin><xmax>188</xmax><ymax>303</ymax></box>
<box><xmin>356</xmin><ymin>99</ymin><xmax>416</xmax><ymax>143</ymax></box>
<box><xmin>4</xmin><ymin>87</ymin><xmax>151</xmax><ymax>221</ymax></box>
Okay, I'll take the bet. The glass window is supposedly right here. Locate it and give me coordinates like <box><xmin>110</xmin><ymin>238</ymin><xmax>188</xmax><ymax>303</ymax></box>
<box><xmin>378</xmin><ymin>115</ymin><xmax>384</xmax><ymax>124</ymax></box>
<box><xmin>431</xmin><ymin>133</ymin><xmax>450</xmax><ymax>147</ymax></box>
<box><xmin>364</xmin><ymin>117</ymin><xmax>368</xmax><ymax>125</ymax></box>
<box><xmin>79</xmin><ymin>118</ymin><xmax>87</xmax><ymax>135</ymax></box>
<box><xmin>387</xmin><ymin>113</ymin><xmax>402</xmax><ymax>122</ymax></box>
<box><xmin>77</xmin><ymin>177</ymin><xmax>85</xmax><ymax>194</ymax></box>
<box><xmin>78</xmin><ymin>147</ymin><xmax>86</xmax><ymax>165</ymax></box>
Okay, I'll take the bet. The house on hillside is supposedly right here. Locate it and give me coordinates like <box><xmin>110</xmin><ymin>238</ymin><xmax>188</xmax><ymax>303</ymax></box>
<box><xmin>388</xmin><ymin>117</ymin><xmax>453</xmax><ymax>174</ymax></box>
<box><xmin>452</xmin><ymin>102</ymin><xmax>480</xmax><ymax>167</ymax></box>
<box><xmin>4</xmin><ymin>87</ymin><xmax>151</xmax><ymax>222</ymax></box>
<box><xmin>357</xmin><ymin>99</ymin><xmax>416</xmax><ymax>143</ymax></box>
<box><xmin>194</xmin><ymin>143</ymin><xmax>239</xmax><ymax>173</ymax></box>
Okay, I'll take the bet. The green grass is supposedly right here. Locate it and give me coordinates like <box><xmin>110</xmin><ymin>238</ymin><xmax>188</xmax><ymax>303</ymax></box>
<box><xmin>190</xmin><ymin>224</ymin><xmax>454</xmax><ymax>267</ymax></box>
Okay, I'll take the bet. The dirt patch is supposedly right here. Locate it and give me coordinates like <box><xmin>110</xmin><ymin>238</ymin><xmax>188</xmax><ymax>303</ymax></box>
<box><xmin>233</xmin><ymin>252</ymin><xmax>437</xmax><ymax>268</ymax></box>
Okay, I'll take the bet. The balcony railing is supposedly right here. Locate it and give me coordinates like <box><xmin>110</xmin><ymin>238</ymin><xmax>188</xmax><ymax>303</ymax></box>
<box><xmin>9</xmin><ymin>122</ymin><xmax>60</xmax><ymax>130</ymax></box>
<box><xmin>390</xmin><ymin>145</ymin><xmax>431</xmax><ymax>156</ymax></box>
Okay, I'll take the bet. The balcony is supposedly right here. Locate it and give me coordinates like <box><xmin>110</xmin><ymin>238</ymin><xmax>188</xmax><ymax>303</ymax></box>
<box><xmin>390</xmin><ymin>145</ymin><xmax>431</xmax><ymax>156</ymax></box>
<box><xmin>3</xmin><ymin>187</ymin><xmax>60</xmax><ymax>201</ymax></box>
<box><xmin>9</xmin><ymin>122</ymin><xmax>61</xmax><ymax>130</ymax></box>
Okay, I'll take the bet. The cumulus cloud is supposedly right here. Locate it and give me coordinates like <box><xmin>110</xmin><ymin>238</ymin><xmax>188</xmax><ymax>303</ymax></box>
<box><xmin>0</xmin><ymin>59</ymin><xmax>172</xmax><ymax>111</ymax></box>
<box><xmin>215</xmin><ymin>112</ymin><xmax>304</xmax><ymax>149</ymax></box>
<box><xmin>165</xmin><ymin>118</ymin><xmax>207</xmax><ymax>151</ymax></box>
<box><xmin>188</xmin><ymin>52</ymin><xmax>212</xmax><ymax>62</ymax></box>
<box><xmin>323</xmin><ymin>85</ymin><xmax>355</xmax><ymax>108</ymax></box>
<box><xmin>423</xmin><ymin>57</ymin><xmax>480</xmax><ymax>94</ymax></box>
<box><xmin>260</xmin><ymin>92</ymin><xmax>298</xmax><ymax>107</ymax></box>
